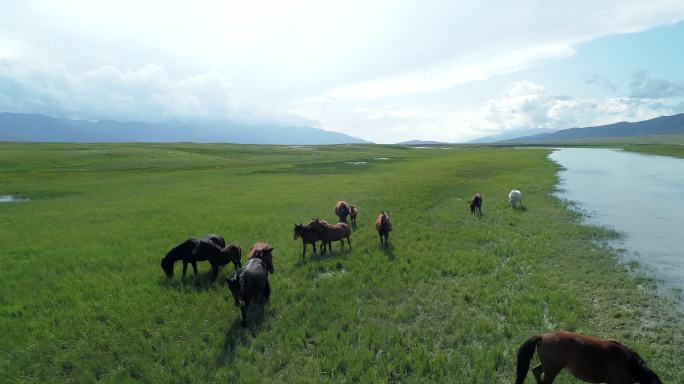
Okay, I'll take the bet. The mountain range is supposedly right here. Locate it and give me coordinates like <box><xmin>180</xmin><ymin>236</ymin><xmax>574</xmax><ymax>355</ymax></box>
<box><xmin>496</xmin><ymin>113</ymin><xmax>684</xmax><ymax>143</ymax></box>
<box><xmin>0</xmin><ymin>112</ymin><xmax>368</xmax><ymax>144</ymax></box>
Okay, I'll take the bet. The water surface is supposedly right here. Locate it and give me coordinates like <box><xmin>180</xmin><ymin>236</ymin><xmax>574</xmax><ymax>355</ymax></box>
<box><xmin>550</xmin><ymin>148</ymin><xmax>684</xmax><ymax>295</ymax></box>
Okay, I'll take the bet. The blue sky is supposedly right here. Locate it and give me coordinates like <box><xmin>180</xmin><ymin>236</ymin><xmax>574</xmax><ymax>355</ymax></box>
<box><xmin>1</xmin><ymin>0</ymin><xmax>684</xmax><ymax>142</ymax></box>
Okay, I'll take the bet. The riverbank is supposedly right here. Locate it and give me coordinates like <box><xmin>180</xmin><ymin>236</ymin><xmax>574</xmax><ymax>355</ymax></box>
<box><xmin>0</xmin><ymin>143</ymin><xmax>682</xmax><ymax>382</ymax></box>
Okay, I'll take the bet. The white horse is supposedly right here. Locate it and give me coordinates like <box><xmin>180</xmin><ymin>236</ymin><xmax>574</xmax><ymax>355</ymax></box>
<box><xmin>508</xmin><ymin>189</ymin><xmax>522</xmax><ymax>208</ymax></box>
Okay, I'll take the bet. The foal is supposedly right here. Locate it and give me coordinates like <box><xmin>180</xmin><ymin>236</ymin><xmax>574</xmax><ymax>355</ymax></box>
<box><xmin>470</xmin><ymin>193</ymin><xmax>482</xmax><ymax>215</ymax></box>
<box><xmin>375</xmin><ymin>211</ymin><xmax>392</xmax><ymax>247</ymax></box>
<box><xmin>293</xmin><ymin>223</ymin><xmax>321</xmax><ymax>258</ymax></box>
<box><xmin>516</xmin><ymin>331</ymin><xmax>662</xmax><ymax>384</ymax></box>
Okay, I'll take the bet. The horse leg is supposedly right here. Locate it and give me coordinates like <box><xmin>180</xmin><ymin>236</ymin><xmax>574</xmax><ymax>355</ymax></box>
<box><xmin>211</xmin><ymin>263</ymin><xmax>219</xmax><ymax>280</ymax></box>
<box><xmin>539</xmin><ymin>366</ymin><xmax>561</xmax><ymax>384</ymax></box>
<box><xmin>264</xmin><ymin>280</ymin><xmax>271</xmax><ymax>299</ymax></box>
<box><xmin>191</xmin><ymin>261</ymin><xmax>198</xmax><ymax>275</ymax></box>
<box><xmin>347</xmin><ymin>236</ymin><xmax>352</xmax><ymax>250</ymax></box>
<box><xmin>240</xmin><ymin>305</ymin><xmax>247</xmax><ymax>326</ymax></box>
<box><xmin>302</xmin><ymin>243</ymin><xmax>306</xmax><ymax>259</ymax></box>
<box><xmin>531</xmin><ymin>364</ymin><xmax>544</xmax><ymax>383</ymax></box>
<box><xmin>339</xmin><ymin>239</ymin><xmax>344</xmax><ymax>251</ymax></box>
<box><xmin>182</xmin><ymin>261</ymin><xmax>188</xmax><ymax>278</ymax></box>
<box><xmin>379</xmin><ymin>233</ymin><xmax>383</xmax><ymax>246</ymax></box>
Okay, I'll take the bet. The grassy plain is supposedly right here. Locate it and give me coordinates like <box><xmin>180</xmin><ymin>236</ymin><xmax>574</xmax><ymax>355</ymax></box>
<box><xmin>0</xmin><ymin>142</ymin><xmax>682</xmax><ymax>383</ymax></box>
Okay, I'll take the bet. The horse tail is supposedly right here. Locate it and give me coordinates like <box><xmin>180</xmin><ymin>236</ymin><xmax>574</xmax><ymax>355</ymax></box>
<box><xmin>515</xmin><ymin>335</ymin><xmax>541</xmax><ymax>384</ymax></box>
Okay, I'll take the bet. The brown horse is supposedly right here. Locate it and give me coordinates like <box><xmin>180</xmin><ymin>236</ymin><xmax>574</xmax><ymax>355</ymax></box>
<box><xmin>293</xmin><ymin>223</ymin><xmax>321</xmax><ymax>258</ymax></box>
<box><xmin>470</xmin><ymin>193</ymin><xmax>482</xmax><ymax>215</ymax></box>
<box><xmin>375</xmin><ymin>211</ymin><xmax>392</xmax><ymax>247</ymax></box>
<box><xmin>335</xmin><ymin>201</ymin><xmax>350</xmax><ymax>223</ymax></box>
<box><xmin>191</xmin><ymin>241</ymin><xmax>242</xmax><ymax>280</ymax></box>
<box><xmin>309</xmin><ymin>218</ymin><xmax>351</xmax><ymax>253</ymax></box>
<box><xmin>516</xmin><ymin>331</ymin><xmax>662</xmax><ymax>384</ymax></box>
<box><xmin>349</xmin><ymin>204</ymin><xmax>358</xmax><ymax>226</ymax></box>
<box><xmin>248</xmin><ymin>242</ymin><xmax>275</xmax><ymax>274</ymax></box>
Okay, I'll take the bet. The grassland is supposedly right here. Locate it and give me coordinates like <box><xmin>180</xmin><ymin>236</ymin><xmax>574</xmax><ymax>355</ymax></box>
<box><xmin>0</xmin><ymin>142</ymin><xmax>682</xmax><ymax>383</ymax></box>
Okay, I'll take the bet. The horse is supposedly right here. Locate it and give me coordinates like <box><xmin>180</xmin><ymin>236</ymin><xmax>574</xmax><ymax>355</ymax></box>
<box><xmin>375</xmin><ymin>211</ymin><xmax>392</xmax><ymax>247</ymax></box>
<box><xmin>470</xmin><ymin>193</ymin><xmax>482</xmax><ymax>215</ymax></box>
<box><xmin>349</xmin><ymin>204</ymin><xmax>358</xmax><ymax>226</ymax></box>
<box><xmin>226</xmin><ymin>258</ymin><xmax>271</xmax><ymax>326</ymax></box>
<box><xmin>308</xmin><ymin>218</ymin><xmax>351</xmax><ymax>253</ymax></box>
<box><xmin>509</xmin><ymin>189</ymin><xmax>523</xmax><ymax>208</ymax></box>
<box><xmin>335</xmin><ymin>201</ymin><xmax>350</xmax><ymax>223</ymax></box>
<box><xmin>160</xmin><ymin>234</ymin><xmax>226</xmax><ymax>279</ymax></box>
<box><xmin>293</xmin><ymin>223</ymin><xmax>321</xmax><ymax>258</ymax></box>
<box><xmin>248</xmin><ymin>242</ymin><xmax>275</xmax><ymax>274</ymax></box>
<box><xmin>516</xmin><ymin>331</ymin><xmax>662</xmax><ymax>384</ymax></box>
<box><xmin>191</xmin><ymin>241</ymin><xmax>242</xmax><ymax>280</ymax></box>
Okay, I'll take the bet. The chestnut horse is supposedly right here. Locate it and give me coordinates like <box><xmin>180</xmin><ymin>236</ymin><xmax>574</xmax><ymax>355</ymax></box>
<box><xmin>349</xmin><ymin>204</ymin><xmax>358</xmax><ymax>226</ymax></box>
<box><xmin>247</xmin><ymin>242</ymin><xmax>275</xmax><ymax>274</ymax></box>
<box><xmin>516</xmin><ymin>331</ymin><xmax>662</xmax><ymax>384</ymax></box>
<box><xmin>375</xmin><ymin>211</ymin><xmax>392</xmax><ymax>247</ymax></box>
<box><xmin>470</xmin><ymin>193</ymin><xmax>482</xmax><ymax>215</ymax></box>
<box><xmin>335</xmin><ymin>201</ymin><xmax>350</xmax><ymax>223</ymax></box>
<box><xmin>309</xmin><ymin>218</ymin><xmax>351</xmax><ymax>253</ymax></box>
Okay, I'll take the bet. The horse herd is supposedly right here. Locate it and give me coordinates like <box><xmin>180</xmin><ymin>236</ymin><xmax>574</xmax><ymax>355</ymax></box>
<box><xmin>159</xmin><ymin>193</ymin><xmax>662</xmax><ymax>383</ymax></box>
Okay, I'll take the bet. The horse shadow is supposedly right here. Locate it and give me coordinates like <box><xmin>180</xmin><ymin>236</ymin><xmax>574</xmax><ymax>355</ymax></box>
<box><xmin>217</xmin><ymin>298</ymin><xmax>269</xmax><ymax>365</ymax></box>
<box><xmin>294</xmin><ymin>244</ymin><xmax>352</xmax><ymax>267</ymax></box>
<box><xmin>159</xmin><ymin>272</ymin><xmax>225</xmax><ymax>292</ymax></box>
<box><xmin>380</xmin><ymin>242</ymin><xmax>395</xmax><ymax>259</ymax></box>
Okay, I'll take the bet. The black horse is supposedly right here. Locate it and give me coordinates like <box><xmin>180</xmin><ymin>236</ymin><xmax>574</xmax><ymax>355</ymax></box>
<box><xmin>226</xmin><ymin>258</ymin><xmax>271</xmax><ymax>326</ymax></box>
<box><xmin>161</xmin><ymin>234</ymin><xmax>240</xmax><ymax>280</ymax></box>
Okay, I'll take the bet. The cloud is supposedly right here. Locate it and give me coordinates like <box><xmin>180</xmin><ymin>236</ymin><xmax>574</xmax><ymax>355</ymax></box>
<box><xmin>326</xmin><ymin>44</ymin><xmax>576</xmax><ymax>99</ymax></box>
<box><xmin>583</xmin><ymin>74</ymin><xmax>618</xmax><ymax>91</ymax></box>
<box><xmin>296</xmin><ymin>81</ymin><xmax>684</xmax><ymax>143</ymax></box>
<box><xmin>0</xmin><ymin>59</ymin><xmax>306</xmax><ymax>124</ymax></box>
<box><xmin>630</xmin><ymin>70</ymin><xmax>684</xmax><ymax>98</ymax></box>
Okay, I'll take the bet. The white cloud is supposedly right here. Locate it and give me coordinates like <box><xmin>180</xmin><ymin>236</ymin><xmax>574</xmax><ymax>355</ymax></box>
<box><xmin>0</xmin><ymin>59</ymin><xmax>308</xmax><ymax>124</ymax></box>
<box><xmin>296</xmin><ymin>81</ymin><xmax>684</xmax><ymax>143</ymax></box>
<box><xmin>326</xmin><ymin>44</ymin><xmax>575</xmax><ymax>99</ymax></box>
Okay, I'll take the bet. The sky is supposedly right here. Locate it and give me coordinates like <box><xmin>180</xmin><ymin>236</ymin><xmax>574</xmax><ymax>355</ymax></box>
<box><xmin>1</xmin><ymin>0</ymin><xmax>684</xmax><ymax>143</ymax></box>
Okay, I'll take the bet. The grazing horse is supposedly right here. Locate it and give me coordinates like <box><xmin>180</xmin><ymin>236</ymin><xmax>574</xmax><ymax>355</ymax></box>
<box><xmin>335</xmin><ymin>201</ymin><xmax>350</xmax><ymax>223</ymax></box>
<box><xmin>309</xmin><ymin>219</ymin><xmax>351</xmax><ymax>253</ymax></box>
<box><xmin>293</xmin><ymin>223</ymin><xmax>321</xmax><ymax>258</ymax></box>
<box><xmin>375</xmin><ymin>211</ymin><xmax>392</xmax><ymax>247</ymax></box>
<box><xmin>349</xmin><ymin>204</ymin><xmax>358</xmax><ymax>226</ymax></box>
<box><xmin>516</xmin><ymin>331</ymin><xmax>662</xmax><ymax>384</ymax></box>
<box><xmin>509</xmin><ymin>189</ymin><xmax>523</xmax><ymax>208</ymax></box>
<box><xmin>226</xmin><ymin>258</ymin><xmax>271</xmax><ymax>326</ymax></box>
<box><xmin>192</xmin><ymin>241</ymin><xmax>242</xmax><ymax>280</ymax></box>
<box><xmin>470</xmin><ymin>193</ymin><xmax>482</xmax><ymax>215</ymax></box>
<box><xmin>248</xmin><ymin>242</ymin><xmax>275</xmax><ymax>274</ymax></box>
<box><xmin>161</xmin><ymin>234</ymin><xmax>227</xmax><ymax>279</ymax></box>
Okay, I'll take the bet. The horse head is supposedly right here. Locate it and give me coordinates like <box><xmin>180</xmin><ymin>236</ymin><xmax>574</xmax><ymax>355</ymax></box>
<box><xmin>160</xmin><ymin>256</ymin><xmax>174</xmax><ymax>278</ymax></box>
<box><xmin>226</xmin><ymin>274</ymin><xmax>242</xmax><ymax>307</ymax></box>
<box><xmin>293</xmin><ymin>223</ymin><xmax>303</xmax><ymax>240</ymax></box>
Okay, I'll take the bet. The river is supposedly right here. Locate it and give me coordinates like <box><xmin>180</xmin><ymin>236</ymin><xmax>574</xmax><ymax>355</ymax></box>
<box><xmin>549</xmin><ymin>148</ymin><xmax>684</xmax><ymax>297</ymax></box>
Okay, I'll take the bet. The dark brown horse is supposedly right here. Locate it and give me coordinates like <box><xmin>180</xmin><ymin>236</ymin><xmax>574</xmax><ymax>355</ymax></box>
<box><xmin>226</xmin><ymin>258</ymin><xmax>271</xmax><ymax>326</ymax></box>
<box><xmin>161</xmin><ymin>234</ymin><xmax>228</xmax><ymax>279</ymax></box>
<box><xmin>470</xmin><ymin>193</ymin><xmax>482</xmax><ymax>215</ymax></box>
<box><xmin>309</xmin><ymin>218</ymin><xmax>351</xmax><ymax>253</ymax></box>
<box><xmin>335</xmin><ymin>201</ymin><xmax>350</xmax><ymax>223</ymax></box>
<box><xmin>349</xmin><ymin>204</ymin><xmax>358</xmax><ymax>226</ymax></box>
<box><xmin>375</xmin><ymin>211</ymin><xmax>392</xmax><ymax>247</ymax></box>
<box><xmin>293</xmin><ymin>223</ymin><xmax>321</xmax><ymax>258</ymax></box>
<box><xmin>516</xmin><ymin>331</ymin><xmax>662</xmax><ymax>384</ymax></box>
<box><xmin>248</xmin><ymin>242</ymin><xmax>275</xmax><ymax>273</ymax></box>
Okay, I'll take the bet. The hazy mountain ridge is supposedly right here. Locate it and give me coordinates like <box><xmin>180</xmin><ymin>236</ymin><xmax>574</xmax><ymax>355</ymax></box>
<box><xmin>0</xmin><ymin>112</ymin><xmax>369</xmax><ymax>144</ymax></box>
<box><xmin>497</xmin><ymin>113</ymin><xmax>684</xmax><ymax>143</ymax></box>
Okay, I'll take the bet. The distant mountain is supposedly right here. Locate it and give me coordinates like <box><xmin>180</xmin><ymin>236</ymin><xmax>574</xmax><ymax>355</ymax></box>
<box><xmin>498</xmin><ymin>113</ymin><xmax>684</xmax><ymax>143</ymax></box>
<box><xmin>398</xmin><ymin>140</ymin><xmax>448</xmax><ymax>145</ymax></box>
<box><xmin>468</xmin><ymin>128</ymin><xmax>556</xmax><ymax>143</ymax></box>
<box><xmin>0</xmin><ymin>112</ymin><xmax>369</xmax><ymax>144</ymax></box>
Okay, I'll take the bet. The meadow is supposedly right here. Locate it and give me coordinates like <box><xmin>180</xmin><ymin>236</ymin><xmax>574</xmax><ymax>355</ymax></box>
<box><xmin>0</xmin><ymin>142</ymin><xmax>682</xmax><ymax>383</ymax></box>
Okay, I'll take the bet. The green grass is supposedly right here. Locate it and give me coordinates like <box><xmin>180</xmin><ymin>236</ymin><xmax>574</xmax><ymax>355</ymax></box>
<box><xmin>0</xmin><ymin>142</ymin><xmax>682</xmax><ymax>383</ymax></box>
